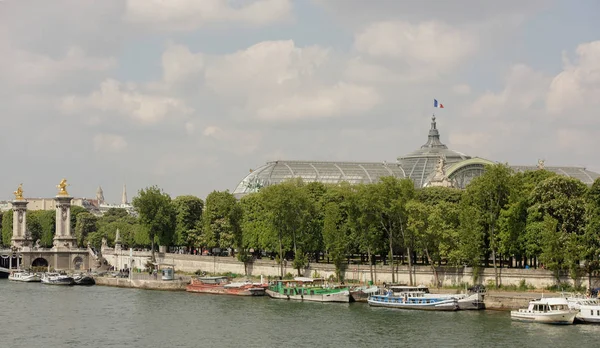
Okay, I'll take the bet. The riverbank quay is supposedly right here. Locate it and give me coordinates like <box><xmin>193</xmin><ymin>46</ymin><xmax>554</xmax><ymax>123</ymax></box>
<box><xmin>95</xmin><ymin>274</ymin><xmax>191</xmax><ymax>291</ymax></box>
<box><xmin>102</xmin><ymin>250</ymin><xmax>600</xmax><ymax>290</ymax></box>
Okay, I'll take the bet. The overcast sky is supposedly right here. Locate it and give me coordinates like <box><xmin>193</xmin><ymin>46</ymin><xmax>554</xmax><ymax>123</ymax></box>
<box><xmin>1</xmin><ymin>0</ymin><xmax>599</xmax><ymax>203</ymax></box>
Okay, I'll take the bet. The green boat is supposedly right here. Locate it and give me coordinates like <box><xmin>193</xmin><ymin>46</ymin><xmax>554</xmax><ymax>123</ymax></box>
<box><xmin>266</xmin><ymin>277</ymin><xmax>351</xmax><ymax>303</ymax></box>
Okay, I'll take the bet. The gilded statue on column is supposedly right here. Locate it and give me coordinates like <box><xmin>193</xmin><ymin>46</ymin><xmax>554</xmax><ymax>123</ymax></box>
<box><xmin>57</xmin><ymin>178</ymin><xmax>69</xmax><ymax>196</ymax></box>
<box><xmin>13</xmin><ymin>183</ymin><xmax>24</xmax><ymax>200</ymax></box>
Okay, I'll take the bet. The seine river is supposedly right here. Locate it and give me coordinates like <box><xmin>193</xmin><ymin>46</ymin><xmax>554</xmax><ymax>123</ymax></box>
<box><xmin>1</xmin><ymin>280</ymin><xmax>599</xmax><ymax>348</ymax></box>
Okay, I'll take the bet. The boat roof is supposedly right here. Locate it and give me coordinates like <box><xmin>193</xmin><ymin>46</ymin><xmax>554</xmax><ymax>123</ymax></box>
<box><xmin>197</xmin><ymin>276</ymin><xmax>229</xmax><ymax>280</ymax></box>
<box><xmin>531</xmin><ymin>297</ymin><xmax>569</xmax><ymax>305</ymax></box>
<box><xmin>294</xmin><ymin>277</ymin><xmax>324</xmax><ymax>282</ymax></box>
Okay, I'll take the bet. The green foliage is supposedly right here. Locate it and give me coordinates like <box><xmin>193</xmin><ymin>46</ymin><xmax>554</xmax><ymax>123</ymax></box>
<box><xmin>132</xmin><ymin>186</ymin><xmax>176</xmax><ymax>257</ymax></box>
<box><xmin>2</xmin><ymin>210</ymin><xmax>12</xmax><ymax>246</ymax></box>
<box><xmin>172</xmin><ymin>195</ymin><xmax>204</xmax><ymax>247</ymax></box>
<box><xmin>70</xmin><ymin>205</ymin><xmax>88</xmax><ymax>230</ymax></box>
<box><xmin>74</xmin><ymin>212</ymin><xmax>97</xmax><ymax>247</ymax></box>
<box><xmin>323</xmin><ymin>201</ymin><xmax>348</xmax><ymax>281</ymax></box>
<box><xmin>260</xmin><ymin>179</ymin><xmax>314</xmax><ymax>276</ymax></box>
<box><xmin>202</xmin><ymin>190</ymin><xmax>239</xmax><ymax>250</ymax></box>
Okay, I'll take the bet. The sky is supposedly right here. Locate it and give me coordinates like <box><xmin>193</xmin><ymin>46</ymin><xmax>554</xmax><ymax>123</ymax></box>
<box><xmin>1</xmin><ymin>0</ymin><xmax>599</xmax><ymax>203</ymax></box>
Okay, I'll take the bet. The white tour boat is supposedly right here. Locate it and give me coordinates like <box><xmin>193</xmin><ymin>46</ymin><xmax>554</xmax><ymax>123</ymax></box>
<box><xmin>511</xmin><ymin>297</ymin><xmax>578</xmax><ymax>324</ymax></box>
<box><xmin>8</xmin><ymin>271</ymin><xmax>41</xmax><ymax>282</ymax></box>
<box><xmin>565</xmin><ymin>296</ymin><xmax>600</xmax><ymax>323</ymax></box>
<box><xmin>41</xmin><ymin>272</ymin><xmax>75</xmax><ymax>286</ymax></box>
<box><xmin>368</xmin><ymin>290</ymin><xmax>459</xmax><ymax>311</ymax></box>
<box><xmin>388</xmin><ymin>285</ymin><xmax>485</xmax><ymax>310</ymax></box>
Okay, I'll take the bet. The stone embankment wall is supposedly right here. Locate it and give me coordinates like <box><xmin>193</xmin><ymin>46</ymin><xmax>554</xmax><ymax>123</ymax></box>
<box><xmin>102</xmin><ymin>251</ymin><xmax>600</xmax><ymax>289</ymax></box>
<box><xmin>95</xmin><ymin>277</ymin><xmax>188</xmax><ymax>290</ymax></box>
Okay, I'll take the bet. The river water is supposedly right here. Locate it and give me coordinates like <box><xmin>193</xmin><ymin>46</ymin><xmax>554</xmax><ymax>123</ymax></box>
<box><xmin>1</xmin><ymin>280</ymin><xmax>599</xmax><ymax>348</ymax></box>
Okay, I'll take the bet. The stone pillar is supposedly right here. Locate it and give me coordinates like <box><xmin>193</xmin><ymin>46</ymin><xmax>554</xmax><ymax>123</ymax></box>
<box><xmin>53</xmin><ymin>195</ymin><xmax>77</xmax><ymax>250</ymax></box>
<box><xmin>11</xmin><ymin>200</ymin><xmax>29</xmax><ymax>248</ymax></box>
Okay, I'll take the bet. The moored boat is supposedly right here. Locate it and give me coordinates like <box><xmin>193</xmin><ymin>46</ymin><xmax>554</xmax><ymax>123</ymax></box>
<box><xmin>349</xmin><ymin>285</ymin><xmax>379</xmax><ymax>302</ymax></box>
<box><xmin>368</xmin><ymin>290</ymin><xmax>459</xmax><ymax>311</ymax></box>
<box><xmin>388</xmin><ymin>285</ymin><xmax>485</xmax><ymax>310</ymax></box>
<box><xmin>186</xmin><ymin>276</ymin><xmax>267</xmax><ymax>296</ymax></box>
<box><xmin>511</xmin><ymin>297</ymin><xmax>577</xmax><ymax>324</ymax></box>
<box><xmin>8</xmin><ymin>270</ymin><xmax>41</xmax><ymax>282</ymax></box>
<box><xmin>73</xmin><ymin>274</ymin><xmax>96</xmax><ymax>286</ymax></box>
<box><xmin>41</xmin><ymin>272</ymin><xmax>74</xmax><ymax>286</ymax></box>
<box><xmin>266</xmin><ymin>278</ymin><xmax>350</xmax><ymax>303</ymax></box>
<box><xmin>565</xmin><ymin>295</ymin><xmax>600</xmax><ymax>323</ymax></box>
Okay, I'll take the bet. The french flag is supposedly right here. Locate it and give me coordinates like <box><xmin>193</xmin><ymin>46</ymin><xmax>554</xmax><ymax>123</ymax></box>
<box><xmin>434</xmin><ymin>99</ymin><xmax>444</xmax><ymax>108</ymax></box>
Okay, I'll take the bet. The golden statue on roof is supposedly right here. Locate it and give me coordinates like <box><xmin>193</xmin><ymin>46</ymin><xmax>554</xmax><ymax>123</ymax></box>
<box><xmin>13</xmin><ymin>183</ymin><xmax>24</xmax><ymax>200</ymax></box>
<box><xmin>57</xmin><ymin>178</ymin><xmax>69</xmax><ymax>196</ymax></box>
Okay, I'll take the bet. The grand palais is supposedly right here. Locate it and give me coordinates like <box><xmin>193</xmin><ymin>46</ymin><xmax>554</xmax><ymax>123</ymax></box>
<box><xmin>233</xmin><ymin>116</ymin><xmax>599</xmax><ymax>198</ymax></box>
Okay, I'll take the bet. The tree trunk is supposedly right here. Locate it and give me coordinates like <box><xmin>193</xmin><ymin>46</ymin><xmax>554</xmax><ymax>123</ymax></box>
<box><xmin>490</xmin><ymin>224</ymin><xmax>499</xmax><ymax>289</ymax></box>
<box><xmin>407</xmin><ymin>246</ymin><xmax>413</xmax><ymax>286</ymax></box>
<box><xmin>367</xmin><ymin>248</ymin><xmax>373</xmax><ymax>283</ymax></box>
<box><xmin>424</xmin><ymin>248</ymin><xmax>439</xmax><ymax>288</ymax></box>
<box><xmin>389</xmin><ymin>230</ymin><xmax>395</xmax><ymax>284</ymax></box>
<box><xmin>151</xmin><ymin>238</ymin><xmax>155</xmax><ymax>261</ymax></box>
<box><xmin>278</xmin><ymin>231</ymin><xmax>284</xmax><ymax>278</ymax></box>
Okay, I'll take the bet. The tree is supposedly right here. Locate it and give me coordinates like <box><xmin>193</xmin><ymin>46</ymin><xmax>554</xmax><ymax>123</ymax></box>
<box><xmin>462</xmin><ymin>164</ymin><xmax>513</xmax><ymax>288</ymax></box>
<box><xmin>32</xmin><ymin>210</ymin><xmax>56</xmax><ymax>247</ymax></box>
<box><xmin>132</xmin><ymin>186</ymin><xmax>176</xmax><ymax>260</ymax></box>
<box><xmin>172</xmin><ymin>195</ymin><xmax>204</xmax><ymax>249</ymax></box>
<box><xmin>583</xmin><ymin>178</ymin><xmax>600</xmax><ymax>288</ymax></box>
<box><xmin>70</xmin><ymin>205</ymin><xmax>88</xmax><ymax>231</ymax></box>
<box><xmin>528</xmin><ymin>176</ymin><xmax>588</xmax><ymax>281</ymax></box>
<box><xmin>2</xmin><ymin>210</ymin><xmax>12</xmax><ymax>246</ymax></box>
<box><xmin>75</xmin><ymin>212</ymin><xmax>98</xmax><ymax>247</ymax></box>
<box><xmin>348</xmin><ymin>184</ymin><xmax>384</xmax><ymax>283</ymax></box>
<box><xmin>323</xmin><ymin>201</ymin><xmax>348</xmax><ymax>282</ymax></box>
<box><xmin>372</xmin><ymin>177</ymin><xmax>415</xmax><ymax>284</ymax></box>
<box><xmin>202</xmin><ymin>191</ymin><xmax>239</xmax><ymax>252</ymax></box>
<box><xmin>261</xmin><ymin>180</ymin><xmax>312</xmax><ymax>277</ymax></box>
<box><xmin>240</xmin><ymin>192</ymin><xmax>271</xmax><ymax>253</ymax></box>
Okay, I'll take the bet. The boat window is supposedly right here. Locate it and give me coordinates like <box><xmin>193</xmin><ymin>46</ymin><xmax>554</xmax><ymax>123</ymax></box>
<box><xmin>597</xmin><ymin>310</ymin><xmax>599</xmax><ymax>316</ymax></box>
<box><xmin>592</xmin><ymin>310</ymin><xmax>594</xmax><ymax>315</ymax></box>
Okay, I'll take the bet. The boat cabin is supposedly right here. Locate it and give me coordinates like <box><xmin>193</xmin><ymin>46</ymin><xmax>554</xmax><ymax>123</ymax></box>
<box><xmin>195</xmin><ymin>276</ymin><xmax>229</xmax><ymax>285</ymax></box>
<box><xmin>388</xmin><ymin>285</ymin><xmax>430</xmax><ymax>294</ymax></box>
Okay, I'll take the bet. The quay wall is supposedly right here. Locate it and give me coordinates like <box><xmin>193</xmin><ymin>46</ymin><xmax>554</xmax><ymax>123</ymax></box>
<box><xmin>95</xmin><ymin>277</ymin><xmax>188</xmax><ymax>291</ymax></box>
<box><xmin>102</xmin><ymin>251</ymin><xmax>600</xmax><ymax>289</ymax></box>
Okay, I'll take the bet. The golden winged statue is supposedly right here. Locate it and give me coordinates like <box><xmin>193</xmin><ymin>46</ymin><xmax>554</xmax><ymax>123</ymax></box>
<box><xmin>13</xmin><ymin>183</ymin><xmax>24</xmax><ymax>200</ymax></box>
<box><xmin>57</xmin><ymin>178</ymin><xmax>69</xmax><ymax>196</ymax></box>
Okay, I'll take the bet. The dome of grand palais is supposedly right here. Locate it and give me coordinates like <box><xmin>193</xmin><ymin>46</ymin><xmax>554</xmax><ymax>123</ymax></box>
<box><xmin>233</xmin><ymin>116</ymin><xmax>600</xmax><ymax>198</ymax></box>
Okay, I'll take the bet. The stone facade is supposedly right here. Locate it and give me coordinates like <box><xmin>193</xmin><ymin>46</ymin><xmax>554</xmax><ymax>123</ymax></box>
<box><xmin>10</xmin><ymin>200</ymin><xmax>29</xmax><ymax>248</ymax></box>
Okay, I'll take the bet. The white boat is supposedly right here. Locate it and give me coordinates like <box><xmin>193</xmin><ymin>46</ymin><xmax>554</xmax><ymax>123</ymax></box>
<box><xmin>8</xmin><ymin>271</ymin><xmax>41</xmax><ymax>282</ymax></box>
<box><xmin>388</xmin><ymin>285</ymin><xmax>485</xmax><ymax>310</ymax></box>
<box><xmin>565</xmin><ymin>296</ymin><xmax>600</xmax><ymax>323</ymax></box>
<box><xmin>41</xmin><ymin>272</ymin><xmax>74</xmax><ymax>285</ymax></box>
<box><xmin>368</xmin><ymin>290</ymin><xmax>459</xmax><ymax>311</ymax></box>
<box><xmin>511</xmin><ymin>297</ymin><xmax>578</xmax><ymax>324</ymax></box>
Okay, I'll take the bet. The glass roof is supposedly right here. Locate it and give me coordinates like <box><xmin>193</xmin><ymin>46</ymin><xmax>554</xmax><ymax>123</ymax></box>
<box><xmin>233</xmin><ymin>161</ymin><xmax>406</xmax><ymax>196</ymax></box>
<box><xmin>233</xmin><ymin>116</ymin><xmax>599</xmax><ymax>196</ymax></box>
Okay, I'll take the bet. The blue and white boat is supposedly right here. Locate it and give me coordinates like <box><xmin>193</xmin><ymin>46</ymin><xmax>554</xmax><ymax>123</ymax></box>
<box><xmin>368</xmin><ymin>290</ymin><xmax>459</xmax><ymax>311</ymax></box>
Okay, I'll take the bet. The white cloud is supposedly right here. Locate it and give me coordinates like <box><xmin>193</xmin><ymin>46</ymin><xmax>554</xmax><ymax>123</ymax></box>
<box><xmin>161</xmin><ymin>44</ymin><xmax>204</xmax><ymax>86</ymax></box>
<box><xmin>205</xmin><ymin>40</ymin><xmax>329</xmax><ymax>97</ymax></box>
<box><xmin>0</xmin><ymin>46</ymin><xmax>115</xmax><ymax>87</ymax></box>
<box><xmin>256</xmin><ymin>82</ymin><xmax>380</xmax><ymax>120</ymax></box>
<box><xmin>203</xmin><ymin>40</ymin><xmax>379</xmax><ymax>121</ymax></box>
<box><xmin>125</xmin><ymin>0</ymin><xmax>292</xmax><ymax>31</ymax></box>
<box><xmin>60</xmin><ymin>79</ymin><xmax>193</xmax><ymax>124</ymax></box>
<box><xmin>203</xmin><ymin>126</ymin><xmax>262</xmax><ymax>156</ymax></box>
<box><xmin>547</xmin><ymin>41</ymin><xmax>600</xmax><ymax>115</ymax></box>
<box><xmin>452</xmin><ymin>84</ymin><xmax>471</xmax><ymax>95</ymax></box>
<box><xmin>354</xmin><ymin>20</ymin><xmax>476</xmax><ymax>72</ymax></box>
<box><xmin>93</xmin><ymin>133</ymin><xmax>128</xmax><ymax>152</ymax></box>
<box><xmin>467</xmin><ymin>64</ymin><xmax>549</xmax><ymax>118</ymax></box>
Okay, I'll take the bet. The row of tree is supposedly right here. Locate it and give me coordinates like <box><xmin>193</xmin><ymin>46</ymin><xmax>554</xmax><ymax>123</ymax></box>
<box><xmin>1</xmin><ymin>165</ymin><xmax>599</xmax><ymax>288</ymax></box>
